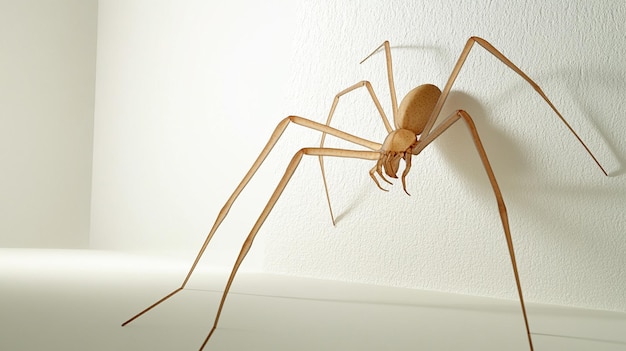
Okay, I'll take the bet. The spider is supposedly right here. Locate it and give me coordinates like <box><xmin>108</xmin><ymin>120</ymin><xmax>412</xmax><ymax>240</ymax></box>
<box><xmin>122</xmin><ymin>37</ymin><xmax>607</xmax><ymax>350</ymax></box>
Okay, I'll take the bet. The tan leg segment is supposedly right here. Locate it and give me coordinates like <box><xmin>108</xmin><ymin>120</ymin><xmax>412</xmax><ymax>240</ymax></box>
<box><xmin>121</xmin><ymin>116</ymin><xmax>380</xmax><ymax>327</ymax></box>
<box><xmin>319</xmin><ymin>80</ymin><xmax>392</xmax><ymax>225</ymax></box>
<box><xmin>420</xmin><ymin>36</ymin><xmax>606</xmax><ymax>176</ymax></box>
<box><xmin>199</xmin><ymin>148</ymin><xmax>380</xmax><ymax>350</ymax></box>
<box><xmin>360</xmin><ymin>40</ymin><xmax>399</xmax><ymax>120</ymax></box>
<box><xmin>416</xmin><ymin>110</ymin><xmax>534</xmax><ymax>351</ymax></box>
<box><xmin>320</xmin><ymin>39</ymin><xmax>401</xmax><ymax>225</ymax></box>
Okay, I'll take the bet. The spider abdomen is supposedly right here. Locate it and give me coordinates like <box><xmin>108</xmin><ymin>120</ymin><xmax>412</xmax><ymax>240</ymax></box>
<box><xmin>396</xmin><ymin>84</ymin><xmax>441</xmax><ymax>135</ymax></box>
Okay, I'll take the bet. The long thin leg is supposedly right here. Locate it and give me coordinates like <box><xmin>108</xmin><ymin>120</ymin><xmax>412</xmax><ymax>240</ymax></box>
<box><xmin>320</xmin><ymin>40</ymin><xmax>400</xmax><ymax>225</ymax></box>
<box><xmin>420</xmin><ymin>36</ymin><xmax>607</xmax><ymax>176</ymax></box>
<box><xmin>122</xmin><ymin>116</ymin><xmax>381</xmax><ymax>327</ymax></box>
<box><xmin>199</xmin><ymin>147</ymin><xmax>380</xmax><ymax>350</ymax></box>
<box><xmin>319</xmin><ymin>81</ymin><xmax>391</xmax><ymax>225</ymax></box>
<box><xmin>360</xmin><ymin>41</ymin><xmax>399</xmax><ymax>120</ymax></box>
<box><xmin>323</xmin><ymin>81</ymin><xmax>394</xmax><ymax>136</ymax></box>
<box><xmin>416</xmin><ymin>110</ymin><xmax>534</xmax><ymax>350</ymax></box>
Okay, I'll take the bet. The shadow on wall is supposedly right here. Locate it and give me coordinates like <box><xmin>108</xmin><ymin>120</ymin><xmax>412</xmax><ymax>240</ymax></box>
<box><xmin>561</xmin><ymin>66</ymin><xmax>626</xmax><ymax>177</ymax></box>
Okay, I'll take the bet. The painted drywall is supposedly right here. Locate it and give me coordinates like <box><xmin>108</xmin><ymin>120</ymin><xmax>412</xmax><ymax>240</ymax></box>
<box><xmin>0</xmin><ymin>0</ymin><xmax>97</xmax><ymax>248</ymax></box>
<box><xmin>91</xmin><ymin>0</ymin><xmax>626</xmax><ymax>312</ymax></box>
<box><xmin>90</xmin><ymin>0</ymin><xmax>296</xmax><ymax>266</ymax></box>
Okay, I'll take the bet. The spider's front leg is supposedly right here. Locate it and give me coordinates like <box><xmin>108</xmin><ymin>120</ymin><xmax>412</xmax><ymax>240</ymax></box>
<box><xmin>121</xmin><ymin>115</ymin><xmax>381</xmax><ymax>335</ymax></box>
<box><xmin>199</xmin><ymin>147</ymin><xmax>380</xmax><ymax>350</ymax></box>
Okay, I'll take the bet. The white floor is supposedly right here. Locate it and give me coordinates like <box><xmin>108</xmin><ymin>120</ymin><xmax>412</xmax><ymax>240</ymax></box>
<box><xmin>1</xmin><ymin>249</ymin><xmax>625</xmax><ymax>351</ymax></box>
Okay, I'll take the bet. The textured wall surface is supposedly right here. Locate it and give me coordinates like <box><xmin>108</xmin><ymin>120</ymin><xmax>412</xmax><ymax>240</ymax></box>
<box><xmin>91</xmin><ymin>0</ymin><xmax>626</xmax><ymax>312</ymax></box>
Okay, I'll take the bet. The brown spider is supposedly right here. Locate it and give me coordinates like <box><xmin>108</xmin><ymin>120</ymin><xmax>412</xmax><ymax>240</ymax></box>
<box><xmin>122</xmin><ymin>37</ymin><xmax>607</xmax><ymax>351</ymax></box>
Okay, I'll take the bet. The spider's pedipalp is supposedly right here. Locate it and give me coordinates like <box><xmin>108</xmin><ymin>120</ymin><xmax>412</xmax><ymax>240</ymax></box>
<box><xmin>369</xmin><ymin>164</ymin><xmax>389</xmax><ymax>192</ymax></box>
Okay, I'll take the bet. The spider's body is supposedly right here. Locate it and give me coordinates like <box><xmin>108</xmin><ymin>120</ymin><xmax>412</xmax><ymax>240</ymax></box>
<box><xmin>123</xmin><ymin>37</ymin><xmax>606</xmax><ymax>351</ymax></box>
<box><xmin>375</xmin><ymin>83</ymin><xmax>442</xmax><ymax>192</ymax></box>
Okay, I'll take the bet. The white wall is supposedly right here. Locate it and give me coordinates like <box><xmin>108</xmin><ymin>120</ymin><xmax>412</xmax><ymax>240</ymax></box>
<box><xmin>90</xmin><ymin>0</ymin><xmax>296</xmax><ymax>266</ymax></box>
<box><xmin>91</xmin><ymin>0</ymin><xmax>626</xmax><ymax>313</ymax></box>
<box><xmin>0</xmin><ymin>0</ymin><xmax>97</xmax><ymax>248</ymax></box>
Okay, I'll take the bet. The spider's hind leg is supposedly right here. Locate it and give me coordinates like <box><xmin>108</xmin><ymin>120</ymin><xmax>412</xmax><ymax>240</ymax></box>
<box><xmin>416</xmin><ymin>109</ymin><xmax>534</xmax><ymax>350</ymax></box>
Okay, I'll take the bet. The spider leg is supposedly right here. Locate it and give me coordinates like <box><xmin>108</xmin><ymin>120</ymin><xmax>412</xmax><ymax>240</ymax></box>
<box><xmin>360</xmin><ymin>40</ymin><xmax>399</xmax><ymax>119</ymax></box>
<box><xmin>199</xmin><ymin>147</ymin><xmax>380</xmax><ymax>350</ymax></box>
<box><xmin>421</xmin><ymin>36</ymin><xmax>607</xmax><ymax>176</ymax></box>
<box><xmin>415</xmin><ymin>109</ymin><xmax>534</xmax><ymax>351</ymax></box>
<box><xmin>319</xmin><ymin>80</ymin><xmax>392</xmax><ymax>225</ymax></box>
<box><xmin>369</xmin><ymin>163</ymin><xmax>389</xmax><ymax>192</ymax></box>
<box><xmin>121</xmin><ymin>116</ymin><xmax>380</xmax><ymax>327</ymax></box>
<box><xmin>320</xmin><ymin>40</ymin><xmax>400</xmax><ymax>225</ymax></box>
